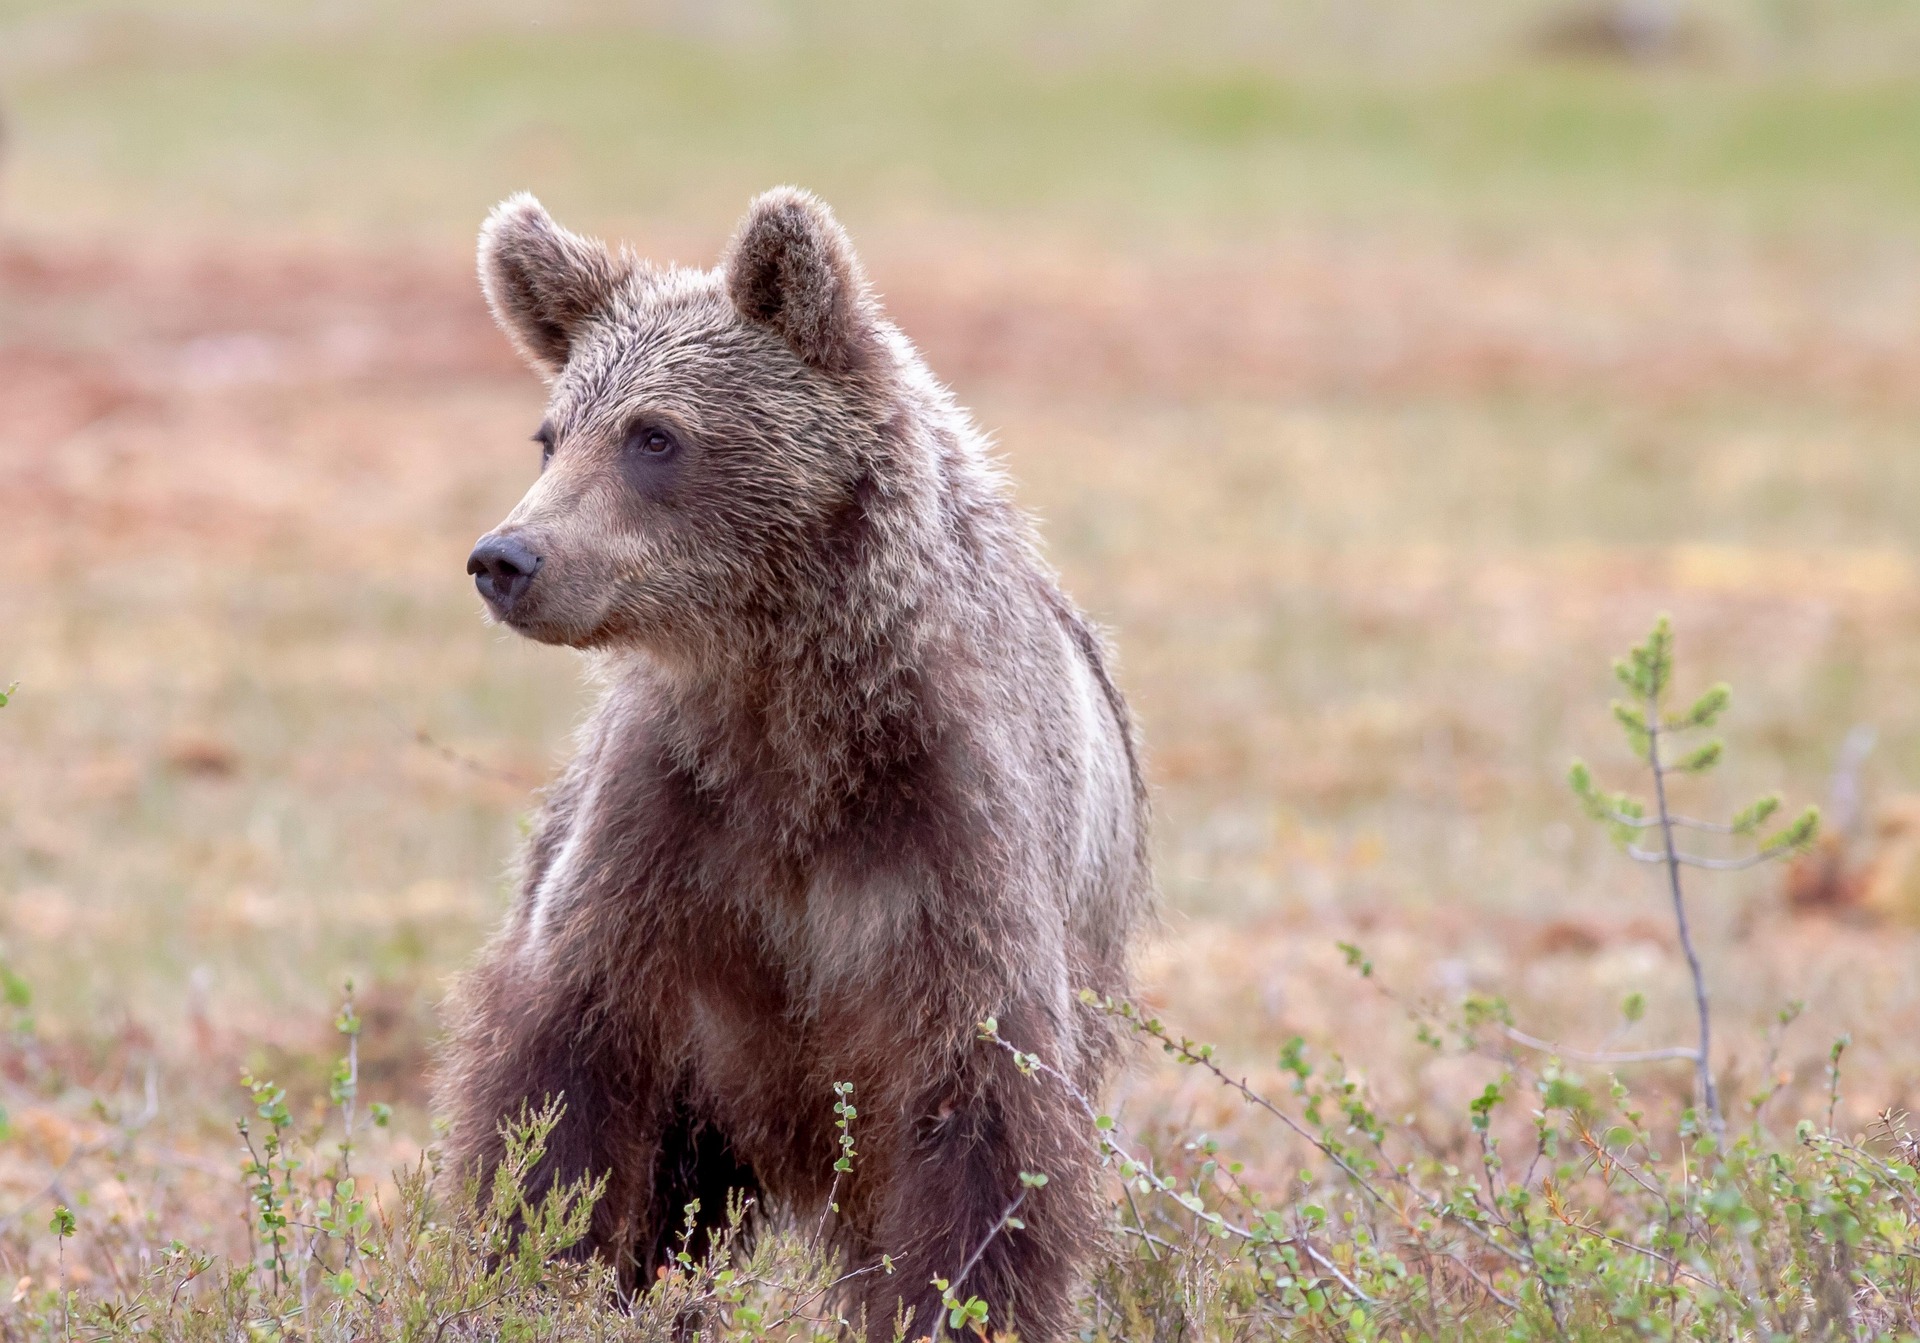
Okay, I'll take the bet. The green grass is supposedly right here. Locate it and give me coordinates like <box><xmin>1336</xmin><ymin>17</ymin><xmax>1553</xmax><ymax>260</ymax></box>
<box><xmin>11</xmin><ymin>15</ymin><xmax>1920</xmax><ymax>241</ymax></box>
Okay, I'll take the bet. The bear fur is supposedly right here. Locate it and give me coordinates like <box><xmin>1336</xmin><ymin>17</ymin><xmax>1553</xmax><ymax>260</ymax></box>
<box><xmin>440</xmin><ymin>187</ymin><xmax>1152</xmax><ymax>1341</ymax></box>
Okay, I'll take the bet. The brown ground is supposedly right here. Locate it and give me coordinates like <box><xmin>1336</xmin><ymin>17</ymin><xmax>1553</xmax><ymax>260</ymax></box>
<box><xmin>6</xmin><ymin>224</ymin><xmax>1920</xmax><ymax>1282</ymax></box>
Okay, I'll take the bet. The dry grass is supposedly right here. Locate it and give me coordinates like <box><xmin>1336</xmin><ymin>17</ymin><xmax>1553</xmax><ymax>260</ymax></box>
<box><xmin>7</xmin><ymin>219</ymin><xmax>1920</xmax><ymax>1298</ymax></box>
<box><xmin>7</xmin><ymin>2</ymin><xmax>1920</xmax><ymax>1327</ymax></box>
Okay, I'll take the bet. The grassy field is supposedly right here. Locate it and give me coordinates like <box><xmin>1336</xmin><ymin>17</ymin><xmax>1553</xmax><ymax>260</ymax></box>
<box><xmin>6</xmin><ymin>1</ymin><xmax>1920</xmax><ymax>1334</ymax></box>
<box><xmin>17</xmin><ymin>1</ymin><xmax>1920</xmax><ymax>240</ymax></box>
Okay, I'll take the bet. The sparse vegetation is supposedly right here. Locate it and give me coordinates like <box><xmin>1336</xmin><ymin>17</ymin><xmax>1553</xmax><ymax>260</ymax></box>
<box><xmin>4</xmin><ymin>621</ymin><xmax>1913</xmax><ymax>1340</ymax></box>
<box><xmin>9</xmin><ymin>1</ymin><xmax>1920</xmax><ymax>1338</ymax></box>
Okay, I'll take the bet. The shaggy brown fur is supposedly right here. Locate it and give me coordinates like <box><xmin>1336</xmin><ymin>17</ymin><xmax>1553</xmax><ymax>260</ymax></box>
<box><xmin>441</xmin><ymin>187</ymin><xmax>1152</xmax><ymax>1342</ymax></box>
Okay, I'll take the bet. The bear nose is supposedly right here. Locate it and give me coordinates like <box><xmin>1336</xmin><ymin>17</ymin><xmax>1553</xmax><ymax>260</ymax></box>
<box><xmin>468</xmin><ymin>534</ymin><xmax>543</xmax><ymax>608</ymax></box>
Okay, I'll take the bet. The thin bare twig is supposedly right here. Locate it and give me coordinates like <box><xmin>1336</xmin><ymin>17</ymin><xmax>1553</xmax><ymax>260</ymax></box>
<box><xmin>379</xmin><ymin>702</ymin><xmax>537</xmax><ymax>787</ymax></box>
<box><xmin>430</xmin><ymin>1289</ymin><xmax>512</xmax><ymax>1343</ymax></box>
<box><xmin>951</xmin><ymin>1189</ymin><xmax>1027</xmax><ymax>1295</ymax></box>
<box><xmin>1646</xmin><ymin>700</ymin><xmax>1724</xmax><ymax>1139</ymax></box>
<box><xmin>1626</xmin><ymin>844</ymin><xmax>1787</xmax><ymax>872</ymax></box>
<box><xmin>1502</xmin><ymin>1026</ymin><xmax>1699</xmax><ymax>1065</ymax></box>
<box><xmin>1294</xmin><ymin>1235</ymin><xmax>1374</xmax><ymax>1305</ymax></box>
<box><xmin>1440</xmin><ymin>1248</ymin><xmax>1520</xmax><ymax>1311</ymax></box>
<box><xmin>1116</xmin><ymin>1008</ymin><xmax>1530</xmax><ymax>1268</ymax></box>
<box><xmin>1609</xmin><ymin>811</ymin><xmax>1737</xmax><ymax>834</ymax></box>
<box><xmin>976</xmin><ymin>1023</ymin><xmax>1376</xmax><ymax>1290</ymax></box>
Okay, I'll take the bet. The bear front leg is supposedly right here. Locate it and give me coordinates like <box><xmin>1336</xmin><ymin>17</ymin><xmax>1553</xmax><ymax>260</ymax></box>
<box><xmin>852</xmin><ymin>1035</ymin><xmax>1103</xmax><ymax>1343</ymax></box>
<box><xmin>438</xmin><ymin>957</ymin><xmax>665</xmax><ymax>1291</ymax></box>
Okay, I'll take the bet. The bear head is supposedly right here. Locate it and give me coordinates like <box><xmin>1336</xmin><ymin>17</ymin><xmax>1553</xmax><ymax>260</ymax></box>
<box><xmin>467</xmin><ymin>188</ymin><xmax>905</xmax><ymax>659</ymax></box>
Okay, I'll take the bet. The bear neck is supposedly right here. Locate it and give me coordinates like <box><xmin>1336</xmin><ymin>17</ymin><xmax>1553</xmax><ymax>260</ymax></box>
<box><xmin>666</xmin><ymin>615</ymin><xmax>932</xmax><ymax>835</ymax></box>
<box><xmin>645</xmin><ymin>386</ymin><xmax>1003</xmax><ymax>844</ymax></box>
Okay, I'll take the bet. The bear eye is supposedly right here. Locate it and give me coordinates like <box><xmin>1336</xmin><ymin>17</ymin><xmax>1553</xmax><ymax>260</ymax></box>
<box><xmin>532</xmin><ymin>422</ymin><xmax>555</xmax><ymax>468</ymax></box>
<box><xmin>624</xmin><ymin>423</ymin><xmax>679</xmax><ymax>460</ymax></box>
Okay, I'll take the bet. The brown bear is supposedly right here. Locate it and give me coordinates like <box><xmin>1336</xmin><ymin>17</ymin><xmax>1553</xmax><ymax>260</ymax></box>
<box><xmin>442</xmin><ymin>187</ymin><xmax>1151</xmax><ymax>1341</ymax></box>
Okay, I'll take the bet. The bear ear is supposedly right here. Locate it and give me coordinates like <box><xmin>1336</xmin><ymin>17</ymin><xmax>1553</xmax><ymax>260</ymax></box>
<box><xmin>723</xmin><ymin>187</ymin><xmax>876</xmax><ymax>375</ymax></box>
<box><xmin>478</xmin><ymin>194</ymin><xmax>628</xmax><ymax>377</ymax></box>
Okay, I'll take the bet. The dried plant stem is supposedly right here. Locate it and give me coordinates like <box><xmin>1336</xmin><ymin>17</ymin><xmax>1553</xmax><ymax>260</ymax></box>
<box><xmin>1648</xmin><ymin>696</ymin><xmax>1723</xmax><ymax>1139</ymax></box>
<box><xmin>951</xmin><ymin>1189</ymin><xmax>1026</xmax><ymax>1294</ymax></box>
<box><xmin>1502</xmin><ymin>1026</ymin><xmax>1698</xmax><ymax>1065</ymax></box>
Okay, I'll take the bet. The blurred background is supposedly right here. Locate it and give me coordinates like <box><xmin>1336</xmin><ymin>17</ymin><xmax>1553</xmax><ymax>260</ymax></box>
<box><xmin>5</xmin><ymin>0</ymin><xmax>1920</xmax><ymax>1265</ymax></box>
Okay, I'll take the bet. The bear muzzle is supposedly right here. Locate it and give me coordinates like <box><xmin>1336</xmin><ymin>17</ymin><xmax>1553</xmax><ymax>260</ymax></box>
<box><xmin>468</xmin><ymin>533</ymin><xmax>544</xmax><ymax>615</ymax></box>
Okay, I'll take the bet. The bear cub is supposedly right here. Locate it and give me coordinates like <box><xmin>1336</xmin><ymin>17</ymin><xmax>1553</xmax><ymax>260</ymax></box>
<box><xmin>443</xmin><ymin>187</ymin><xmax>1152</xmax><ymax>1342</ymax></box>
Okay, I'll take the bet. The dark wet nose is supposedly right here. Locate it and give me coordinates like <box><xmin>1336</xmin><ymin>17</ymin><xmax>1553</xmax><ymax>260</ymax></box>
<box><xmin>467</xmin><ymin>534</ymin><xmax>543</xmax><ymax>608</ymax></box>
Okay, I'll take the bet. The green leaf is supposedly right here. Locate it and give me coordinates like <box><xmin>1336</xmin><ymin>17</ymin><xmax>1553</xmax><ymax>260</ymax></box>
<box><xmin>1462</xmin><ymin>993</ymin><xmax>1513</xmax><ymax>1029</ymax></box>
<box><xmin>1279</xmin><ymin>1036</ymin><xmax>1310</xmax><ymax>1079</ymax></box>
<box><xmin>1763</xmin><ymin>805</ymin><xmax>1821</xmax><ymax>854</ymax></box>
<box><xmin>1568</xmin><ymin>758</ymin><xmax>1596</xmax><ymax>799</ymax></box>
<box><xmin>1569</xmin><ymin>758</ymin><xmax>1651</xmax><ymax>845</ymax></box>
<box><xmin>1671</xmin><ymin>739</ymin><xmax>1723</xmax><ymax>774</ymax></box>
<box><xmin>1731</xmin><ymin>794</ymin><xmax>1782</xmax><ymax>835</ymax></box>
<box><xmin>1469</xmin><ymin>1078</ymin><xmax>1507</xmax><ymax>1132</ymax></box>
<box><xmin>1568</xmin><ymin>759</ymin><xmax>1613</xmax><ymax>822</ymax></box>
<box><xmin>1611</xmin><ymin>700</ymin><xmax>1650</xmax><ymax>743</ymax></box>
<box><xmin>1540</xmin><ymin>1074</ymin><xmax>1595</xmax><ymax>1116</ymax></box>
<box><xmin>49</xmin><ymin>1205</ymin><xmax>74</xmax><ymax>1238</ymax></box>
<box><xmin>1636</xmin><ymin>616</ymin><xmax>1675</xmax><ymax>699</ymax></box>
<box><xmin>1673</xmin><ymin>681</ymin><xmax>1731</xmax><ymax>730</ymax></box>
<box><xmin>1622</xmin><ymin>992</ymin><xmax>1645</xmax><ymax>1024</ymax></box>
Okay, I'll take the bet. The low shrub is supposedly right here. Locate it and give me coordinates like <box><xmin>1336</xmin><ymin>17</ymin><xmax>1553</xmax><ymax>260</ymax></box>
<box><xmin>10</xmin><ymin>621</ymin><xmax>1917</xmax><ymax>1342</ymax></box>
